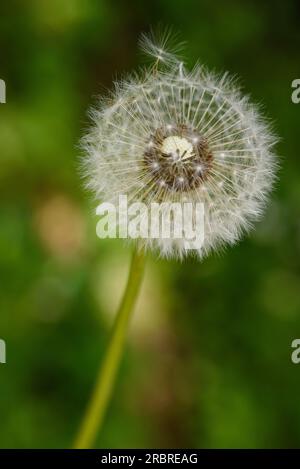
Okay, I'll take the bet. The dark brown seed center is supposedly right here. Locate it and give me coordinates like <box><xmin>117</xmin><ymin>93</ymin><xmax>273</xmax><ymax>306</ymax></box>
<box><xmin>143</xmin><ymin>124</ymin><xmax>212</xmax><ymax>192</ymax></box>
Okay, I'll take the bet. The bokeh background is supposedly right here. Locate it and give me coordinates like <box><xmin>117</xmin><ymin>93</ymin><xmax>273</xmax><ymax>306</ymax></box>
<box><xmin>0</xmin><ymin>0</ymin><xmax>300</xmax><ymax>449</ymax></box>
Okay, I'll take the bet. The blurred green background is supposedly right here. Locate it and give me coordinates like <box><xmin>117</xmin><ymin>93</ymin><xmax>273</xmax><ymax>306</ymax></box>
<box><xmin>0</xmin><ymin>0</ymin><xmax>300</xmax><ymax>449</ymax></box>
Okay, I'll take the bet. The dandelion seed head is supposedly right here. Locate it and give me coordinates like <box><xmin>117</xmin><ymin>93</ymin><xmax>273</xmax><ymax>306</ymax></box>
<box><xmin>82</xmin><ymin>34</ymin><xmax>278</xmax><ymax>259</ymax></box>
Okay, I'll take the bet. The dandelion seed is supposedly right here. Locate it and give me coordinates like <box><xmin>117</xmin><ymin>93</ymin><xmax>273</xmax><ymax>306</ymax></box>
<box><xmin>82</xmin><ymin>34</ymin><xmax>278</xmax><ymax>259</ymax></box>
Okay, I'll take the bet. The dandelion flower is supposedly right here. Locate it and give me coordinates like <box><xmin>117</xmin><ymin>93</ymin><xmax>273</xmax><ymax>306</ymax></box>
<box><xmin>82</xmin><ymin>35</ymin><xmax>278</xmax><ymax>259</ymax></box>
<box><xmin>75</xmin><ymin>35</ymin><xmax>279</xmax><ymax>448</ymax></box>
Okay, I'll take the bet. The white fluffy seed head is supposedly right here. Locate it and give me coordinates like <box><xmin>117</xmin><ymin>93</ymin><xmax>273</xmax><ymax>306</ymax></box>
<box><xmin>82</xmin><ymin>35</ymin><xmax>278</xmax><ymax>259</ymax></box>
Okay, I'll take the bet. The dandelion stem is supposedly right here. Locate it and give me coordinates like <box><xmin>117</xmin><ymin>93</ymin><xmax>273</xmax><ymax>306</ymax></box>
<box><xmin>73</xmin><ymin>246</ymin><xmax>146</xmax><ymax>449</ymax></box>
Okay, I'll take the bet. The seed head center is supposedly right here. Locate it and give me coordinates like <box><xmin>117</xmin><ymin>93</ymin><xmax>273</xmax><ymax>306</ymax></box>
<box><xmin>161</xmin><ymin>136</ymin><xmax>194</xmax><ymax>162</ymax></box>
<box><xmin>143</xmin><ymin>124</ymin><xmax>213</xmax><ymax>193</ymax></box>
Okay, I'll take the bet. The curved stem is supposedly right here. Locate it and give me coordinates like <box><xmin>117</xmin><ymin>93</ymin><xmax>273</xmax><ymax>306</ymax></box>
<box><xmin>73</xmin><ymin>246</ymin><xmax>146</xmax><ymax>449</ymax></box>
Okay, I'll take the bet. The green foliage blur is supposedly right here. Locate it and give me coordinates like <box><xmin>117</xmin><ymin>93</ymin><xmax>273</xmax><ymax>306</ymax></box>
<box><xmin>0</xmin><ymin>0</ymin><xmax>300</xmax><ymax>449</ymax></box>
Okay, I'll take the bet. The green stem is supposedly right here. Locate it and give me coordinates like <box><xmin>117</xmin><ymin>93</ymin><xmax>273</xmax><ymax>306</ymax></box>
<box><xmin>73</xmin><ymin>246</ymin><xmax>146</xmax><ymax>449</ymax></box>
